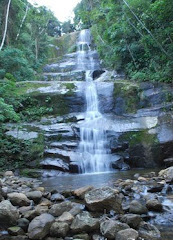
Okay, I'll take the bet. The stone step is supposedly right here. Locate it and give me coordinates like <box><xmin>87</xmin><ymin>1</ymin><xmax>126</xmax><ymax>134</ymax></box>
<box><xmin>41</xmin><ymin>158</ymin><xmax>69</xmax><ymax>172</ymax></box>
<box><xmin>43</xmin><ymin>70</ymin><xmax>85</xmax><ymax>81</ymax></box>
<box><xmin>50</xmin><ymin>141</ymin><xmax>78</xmax><ymax>150</ymax></box>
<box><xmin>45</xmin><ymin>132</ymin><xmax>78</xmax><ymax>141</ymax></box>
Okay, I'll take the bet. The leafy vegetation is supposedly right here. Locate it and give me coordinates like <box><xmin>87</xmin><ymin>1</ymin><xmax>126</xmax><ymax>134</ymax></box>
<box><xmin>74</xmin><ymin>0</ymin><xmax>173</xmax><ymax>82</ymax></box>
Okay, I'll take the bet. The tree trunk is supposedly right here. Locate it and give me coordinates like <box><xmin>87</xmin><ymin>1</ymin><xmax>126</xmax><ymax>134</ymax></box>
<box><xmin>16</xmin><ymin>3</ymin><xmax>29</xmax><ymax>41</ymax></box>
<box><xmin>35</xmin><ymin>38</ymin><xmax>38</xmax><ymax>60</ymax></box>
<box><xmin>0</xmin><ymin>0</ymin><xmax>12</xmax><ymax>51</ymax></box>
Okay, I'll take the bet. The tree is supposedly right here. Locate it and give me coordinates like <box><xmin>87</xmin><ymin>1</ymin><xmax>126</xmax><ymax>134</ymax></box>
<box><xmin>0</xmin><ymin>0</ymin><xmax>12</xmax><ymax>51</ymax></box>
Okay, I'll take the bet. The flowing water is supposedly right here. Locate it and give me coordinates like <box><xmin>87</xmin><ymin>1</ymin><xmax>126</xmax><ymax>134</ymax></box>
<box><xmin>77</xmin><ymin>29</ymin><xmax>112</xmax><ymax>173</ymax></box>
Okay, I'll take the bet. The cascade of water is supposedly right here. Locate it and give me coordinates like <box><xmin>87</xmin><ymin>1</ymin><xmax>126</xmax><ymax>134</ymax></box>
<box><xmin>77</xmin><ymin>29</ymin><xmax>111</xmax><ymax>173</ymax></box>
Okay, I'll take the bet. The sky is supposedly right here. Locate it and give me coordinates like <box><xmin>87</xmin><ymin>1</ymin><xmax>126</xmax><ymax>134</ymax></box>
<box><xmin>28</xmin><ymin>0</ymin><xmax>81</xmax><ymax>22</ymax></box>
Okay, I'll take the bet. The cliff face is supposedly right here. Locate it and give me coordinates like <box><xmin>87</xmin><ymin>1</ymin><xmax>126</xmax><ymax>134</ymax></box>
<box><xmin>5</xmin><ymin>31</ymin><xmax>173</xmax><ymax>176</ymax></box>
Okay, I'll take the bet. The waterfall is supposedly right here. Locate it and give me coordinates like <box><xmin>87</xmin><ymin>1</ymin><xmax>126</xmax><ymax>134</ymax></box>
<box><xmin>77</xmin><ymin>29</ymin><xmax>111</xmax><ymax>173</ymax></box>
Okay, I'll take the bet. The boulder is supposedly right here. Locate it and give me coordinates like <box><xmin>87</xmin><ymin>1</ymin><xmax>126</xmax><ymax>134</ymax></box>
<box><xmin>84</xmin><ymin>187</ymin><xmax>123</xmax><ymax>213</ymax></box>
<box><xmin>70</xmin><ymin>211</ymin><xmax>100</xmax><ymax>233</ymax></box>
<box><xmin>129</xmin><ymin>200</ymin><xmax>148</xmax><ymax>214</ymax></box>
<box><xmin>8</xmin><ymin>226</ymin><xmax>24</xmax><ymax>236</ymax></box>
<box><xmin>50</xmin><ymin>193</ymin><xmax>65</xmax><ymax>202</ymax></box>
<box><xmin>73</xmin><ymin>233</ymin><xmax>89</xmax><ymax>240</ymax></box>
<box><xmin>49</xmin><ymin>201</ymin><xmax>82</xmax><ymax>217</ymax></box>
<box><xmin>116</xmin><ymin>228</ymin><xmax>139</xmax><ymax>240</ymax></box>
<box><xmin>26</xmin><ymin>191</ymin><xmax>43</xmax><ymax>203</ymax></box>
<box><xmin>100</xmin><ymin>219</ymin><xmax>129</xmax><ymax>239</ymax></box>
<box><xmin>28</xmin><ymin>213</ymin><xmax>55</xmax><ymax>239</ymax></box>
<box><xmin>4</xmin><ymin>171</ymin><xmax>14</xmax><ymax>177</ymax></box>
<box><xmin>0</xmin><ymin>200</ymin><xmax>19</xmax><ymax>227</ymax></box>
<box><xmin>159</xmin><ymin>167</ymin><xmax>173</xmax><ymax>182</ymax></box>
<box><xmin>50</xmin><ymin>222</ymin><xmax>69</xmax><ymax>237</ymax></box>
<box><xmin>120</xmin><ymin>214</ymin><xmax>142</xmax><ymax>229</ymax></box>
<box><xmin>57</xmin><ymin>211</ymin><xmax>74</xmax><ymax>224</ymax></box>
<box><xmin>146</xmin><ymin>199</ymin><xmax>163</xmax><ymax>212</ymax></box>
<box><xmin>7</xmin><ymin>192</ymin><xmax>30</xmax><ymax>207</ymax></box>
<box><xmin>73</xmin><ymin>186</ymin><xmax>94</xmax><ymax>199</ymax></box>
<box><xmin>17</xmin><ymin>218</ymin><xmax>30</xmax><ymax>232</ymax></box>
<box><xmin>138</xmin><ymin>221</ymin><xmax>161</xmax><ymax>240</ymax></box>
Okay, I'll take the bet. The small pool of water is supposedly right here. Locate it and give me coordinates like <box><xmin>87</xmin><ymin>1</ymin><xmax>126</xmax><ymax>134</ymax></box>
<box><xmin>42</xmin><ymin>168</ymin><xmax>160</xmax><ymax>191</ymax></box>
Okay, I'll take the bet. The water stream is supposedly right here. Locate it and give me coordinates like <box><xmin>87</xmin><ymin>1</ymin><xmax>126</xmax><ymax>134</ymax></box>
<box><xmin>77</xmin><ymin>29</ymin><xmax>111</xmax><ymax>173</ymax></box>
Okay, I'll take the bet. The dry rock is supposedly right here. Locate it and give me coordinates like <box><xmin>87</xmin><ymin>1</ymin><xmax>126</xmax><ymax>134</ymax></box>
<box><xmin>28</xmin><ymin>213</ymin><xmax>55</xmax><ymax>239</ymax></box>
<box><xmin>129</xmin><ymin>200</ymin><xmax>148</xmax><ymax>214</ymax></box>
<box><xmin>0</xmin><ymin>200</ymin><xmax>19</xmax><ymax>227</ymax></box>
<box><xmin>84</xmin><ymin>187</ymin><xmax>123</xmax><ymax>213</ymax></box>
<box><xmin>146</xmin><ymin>199</ymin><xmax>163</xmax><ymax>212</ymax></box>
<box><xmin>50</xmin><ymin>222</ymin><xmax>69</xmax><ymax>237</ymax></box>
<box><xmin>26</xmin><ymin>191</ymin><xmax>43</xmax><ymax>203</ymax></box>
<box><xmin>70</xmin><ymin>211</ymin><xmax>99</xmax><ymax>233</ymax></box>
<box><xmin>116</xmin><ymin>228</ymin><xmax>139</xmax><ymax>240</ymax></box>
<box><xmin>100</xmin><ymin>219</ymin><xmax>130</xmax><ymax>239</ymax></box>
<box><xmin>7</xmin><ymin>192</ymin><xmax>30</xmax><ymax>207</ymax></box>
<box><xmin>73</xmin><ymin>186</ymin><xmax>94</xmax><ymax>199</ymax></box>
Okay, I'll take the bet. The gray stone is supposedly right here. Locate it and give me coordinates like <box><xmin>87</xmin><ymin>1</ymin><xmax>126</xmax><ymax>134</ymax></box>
<box><xmin>159</xmin><ymin>167</ymin><xmax>173</xmax><ymax>181</ymax></box>
<box><xmin>116</xmin><ymin>228</ymin><xmax>139</xmax><ymax>240</ymax></box>
<box><xmin>70</xmin><ymin>211</ymin><xmax>99</xmax><ymax>233</ymax></box>
<box><xmin>73</xmin><ymin>233</ymin><xmax>89</xmax><ymax>240</ymax></box>
<box><xmin>28</xmin><ymin>213</ymin><xmax>55</xmax><ymax>239</ymax></box>
<box><xmin>120</xmin><ymin>214</ymin><xmax>142</xmax><ymax>229</ymax></box>
<box><xmin>4</xmin><ymin>171</ymin><xmax>14</xmax><ymax>177</ymax></box>
<box><xmin>50</xmin><ymin>222</ymin><xmax>69</xmax><ymax>237</ymax></box>
<box><xmin>84</xmin><ymin>187</ymin><xmax>123</xmax><ymax>213</ymax></box>
<box><xmin>7</xmin><ymin>192</ymin><xmax>30</xmax><ymax>207</ymax></box>
<box><xmin>0</xmin><ymin>200</ymin><xmax>19</xmax><ymax>227</ymax></box>
<box><xmin>73</xmin><ymin>186</ymin><xmax>94</xmax><ymax>199</ymax></box>
<box><xmin>57</xmin><ymin>212</ymin><xmax>74</xmax><ymax>224</ymax></box>
<box><xmin>8</xmin><ymin>226</ymin><xmax>24</xmax><ymax>236</ymax></box>
<box><xmin>138</xmin><ymin>221</ymin><xmax>161</xmax><ymax>240</ymax></box>
<box><xmin>17</xmin><ymin>218</ymin><xmax>30</xmax><ymax>232</ymax></box>
<box><xmin>50</xmin><ymin>193</ymin><xmax>65</xmax><ymax>202</ymax></box>
<box><xmin>146</xmin><ymin>199</ymin><xmax>163</xmax><ymax>212</ymax></box>
<box><xmin>100</xmin><ymin>219</ymin><xmax>129</xmax><ymax>239</ymax></box>
<box><xmin>129</xmin><ymin>200</ymin><xmax>148</xmax><ymax>214</ymax></box>
<box><xmin>26</xmin><ymin>191</ymin><xmax>43</xmax><ymax>203</ymax></box>
<box><xmin>49</xmin><ymin>201</ymin><xmax>81</xmax><ymax>217</ymax></box>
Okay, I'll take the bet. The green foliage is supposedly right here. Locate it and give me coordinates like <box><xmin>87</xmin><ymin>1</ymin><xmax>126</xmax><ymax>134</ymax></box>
<box><xmin>74</xmin><ymin>0</ymin><xmax>173</xmax><ymax>82</ymax></box>
<box><xmin>0</xmin><ymin>47</ymin><xmax>34</xmax><ymax>81</ymax></box>
<box><xmin>0</xmin><ymin>98</ymin><xmax>19</xmax><ymax>123</ymax></box>
<box><xmin>0</xmin><ymin>127</ymin><xmax>44</xmax><ymax>170</ymax></box>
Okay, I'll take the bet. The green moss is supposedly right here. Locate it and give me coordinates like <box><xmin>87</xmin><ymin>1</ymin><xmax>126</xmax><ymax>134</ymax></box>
<box><xmin>114</xmin><ymin>81</ymin><xmax>141</xmax><ymax>113</ymax></box>
<box><xmin>48</xmin><ymin>32</ymin><xmax>79</xmax><ymax>61</ymax></box>
<box><xmin>15</xmin><ymin>82</ymin><xmax>50</xmax><ymax>95</ymax></box>
<box><xmin>0</xmin><ymin>128</ymin><xmax>44</xmax><ymax>170</ymax></box>
<box><xmin>119</xmin><ymin>130</ymin><xmax>158</xmax><ymax>147</ymax></box>
<box><xmin>20</xmin><ymin>168</ymin><xmax>42</xmax><ymax>178</ymax></box>
<box><xmin>61</xmin><ymin>82</ymin><xmax>76</xmax><ymax>95</ymax></box>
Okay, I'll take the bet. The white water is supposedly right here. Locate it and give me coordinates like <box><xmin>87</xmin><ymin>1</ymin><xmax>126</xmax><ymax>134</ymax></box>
<box><xmin>77</xmin><ymin>29</ymin><xmax>111</xmax><ymax>173</ymax></box>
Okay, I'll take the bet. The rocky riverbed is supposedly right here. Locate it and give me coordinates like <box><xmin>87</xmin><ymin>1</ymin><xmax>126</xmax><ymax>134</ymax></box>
<box><xmin>0</xmin><ymin>167</ymin><xmax>173</xmax><ymax>240</ymax></box>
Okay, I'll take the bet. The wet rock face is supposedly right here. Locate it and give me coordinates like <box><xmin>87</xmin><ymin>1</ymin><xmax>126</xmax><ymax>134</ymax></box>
<box><xmin>84</xmin><ymin>187</ymin><xmax>123</xmax><ymax>213</ymax></box>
